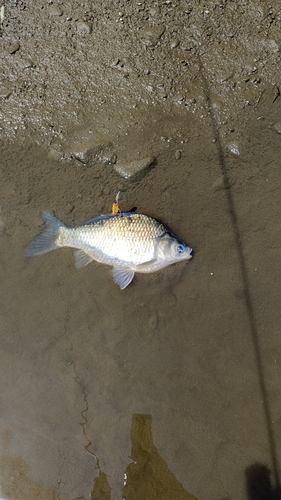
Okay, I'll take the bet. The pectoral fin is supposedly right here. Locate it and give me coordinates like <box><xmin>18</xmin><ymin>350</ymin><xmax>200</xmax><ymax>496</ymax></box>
<box><xmin>111</xmin><ymin>267</ymin><xmax>135</xmax><ymax>290</ymax></box>
<box><xmin>74</xmin><ymin>250</ymin><xmax>95</xmax><ymax>268</ymax></box>
<box><xmin>135</xmin><ymin>259</ymin><xmax>158</xmax><ymax>271</ymax></box>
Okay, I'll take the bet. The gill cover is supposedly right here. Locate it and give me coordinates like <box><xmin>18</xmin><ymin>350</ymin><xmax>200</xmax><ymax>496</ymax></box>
<box><xmin>156</xmin><ymin>234</ymin><xmax>192</xmax><ymax>262</ymax></box>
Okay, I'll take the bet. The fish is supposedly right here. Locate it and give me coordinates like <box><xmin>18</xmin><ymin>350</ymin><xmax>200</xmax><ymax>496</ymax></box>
<box><xmin>24</xmin><ymin>210</ymin><xmax>193</xmax><ymax>289</ymax></box>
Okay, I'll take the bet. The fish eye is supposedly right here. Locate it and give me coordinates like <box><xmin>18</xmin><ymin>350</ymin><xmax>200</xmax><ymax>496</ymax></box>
<box><xmin>177</xmin><ymin>244</ymin><xmax>184</xmax><ymax>253</ymax></box>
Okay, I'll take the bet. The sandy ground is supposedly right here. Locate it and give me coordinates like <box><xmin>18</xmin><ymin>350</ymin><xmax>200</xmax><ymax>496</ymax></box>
<box><xmin>1</xmin><ymin>1</ymin><xmax>281</xmax><ymax>500</ymax></box>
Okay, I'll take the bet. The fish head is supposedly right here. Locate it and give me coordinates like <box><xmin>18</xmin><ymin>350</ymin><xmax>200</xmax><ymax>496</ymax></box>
<box><xmin>156</xmin><ymin>233</ymin><xmax>193</xmax><ymax>264</ymax></box>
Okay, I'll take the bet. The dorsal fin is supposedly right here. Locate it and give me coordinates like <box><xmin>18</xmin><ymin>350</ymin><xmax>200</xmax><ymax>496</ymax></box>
<box><xmin>85</xmin><ymin>211</ymin><xmax>137</xmax><ymax>225</ymax></box>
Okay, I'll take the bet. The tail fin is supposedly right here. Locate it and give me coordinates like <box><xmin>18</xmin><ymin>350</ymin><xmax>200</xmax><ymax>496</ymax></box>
<box><xmin>24</xmin><ymin>211</ymin><xmax>65</xmax><ymax>257</ymax></box>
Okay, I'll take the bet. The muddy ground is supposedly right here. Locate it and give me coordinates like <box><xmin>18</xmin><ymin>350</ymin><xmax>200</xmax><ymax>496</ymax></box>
<box><xmin>1</xmin><ymin>1</ymin><xmax>281</xmax><ymax>500</ymax></box>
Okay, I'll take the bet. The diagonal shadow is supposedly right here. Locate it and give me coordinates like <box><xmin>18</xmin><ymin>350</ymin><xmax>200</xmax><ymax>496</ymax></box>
<box><xmin>196</xmin><ymin>54</ymin><xmax>280</xmax><ymax>491</ymax></box>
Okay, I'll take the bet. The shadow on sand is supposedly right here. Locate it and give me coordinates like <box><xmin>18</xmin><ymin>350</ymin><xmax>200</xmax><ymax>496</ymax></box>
<box><xmin>91</xmin><ymin>414</ymin><xmax>198</xmax><ymax>500</ymax></box>
<box><xmin>246</xmin><ymin>463</ymin><xmax>281</xmax><ymax>500</ymax></box>
<box><xmin>196</xmin><ymin>50</ymin><xmax>281</xmax><ymax>500</ymax></box>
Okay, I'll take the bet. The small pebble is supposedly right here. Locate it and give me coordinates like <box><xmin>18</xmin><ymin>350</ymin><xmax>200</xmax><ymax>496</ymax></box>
<box><xmin>272</xmin><ymin>122</ymin><xmax>281</xmax><ymax>134</ymax></box>
<box><xmin>65</xmin><ymin>203</ymin><xmax>74</xmax><ymax>214</ymax></box>
<box><xmin>174</xmin><ymin>150</ymin><xmax>181</xmax><ymax>160</ymax></box>
<box><xmin>149</xmin><ymin>7</ymin><xmax>160</xmax><ymax>16</ymax></box>
<box><xmin>174</xmin><ymin>95</ymin><xmax>185</xmax><ymax>104</ymax></box>
<box><xmin>149</xmin><ymin>314</ymin><xmax>159</xmax><ymax>329</ymax></box>
<box><xmin>267</xmin><ymin>39</ymin><xmax>279</xmax><ymax>53</ymax></box>
<box><xmin>212</xmin><ymin>176</ymin><xmax>225</xmax><ymax>192</ymax></box>
<box><xmin>76</xmin><ymin>21</ymin><xmax>92</xmax><ymax>35</ymax></box>
<box><xmin>49</xmin><ymin>5</ymin><xmax>63</xmax><ymax>16</ymax></box>
<box><xmin>8</xmin><ymin>41</ymin><xmax>20</xmax><ymax>54</ymax></box>
<box><xmin>0</xmin><ymin>6</ymin><xmax>4</xmax><ymax>25</ymax></box>
<box><xmin>170</xmin><ymin>39</ymin><xmax>180</xmax><ymax>49</ymax></box>
<box><xmin>226</xmin><ymin>142</ymin><xmax>240</xmax><ymax>155</ymax></box>
<box><xmin>109</xmin><ymin>154</ymin><xmax>117</xmax><ymax>164</ymax></box>
<box><xmin>0</xmin><ymin>86</ymin><xmax>12</xmax><ymax>98</ymax></box>
<box><xmin>117</xmin><ymin>183</ymin><xmax>125</xmax><ymax>191</ymax></box>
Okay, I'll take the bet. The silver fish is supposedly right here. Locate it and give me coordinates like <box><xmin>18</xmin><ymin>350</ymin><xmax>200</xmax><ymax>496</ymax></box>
<box><xmin>24</xmin><ymin>211</ymin><xmax>193</xmax><ymax>289</ymax></box>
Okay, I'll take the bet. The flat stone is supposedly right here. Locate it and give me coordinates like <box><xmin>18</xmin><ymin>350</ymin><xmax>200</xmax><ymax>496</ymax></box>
<box><xmin>66</xmin><ymin>130</ymin><xmax>112</xmax><ymax>166</ymax></box>
<box><xmin>141</xmin><ymin>24</ymin><xmax>166</xmax><ymax>47</ymax></box>
<box><xmin>18</xmin><ymin>58</ymin><xmax>33</xmax><ymax>70</ymax></box>
<box><xmin>47</xmin><ymin>146</ymin><xmax>63</xmax><ymax>160</ymax></box>
<box><xmin>266</xmin><ymin>39</ymin><xmax>279</xmax><ymax>53</ymax></box>
<box><xmin>114</xmin><ymin>156</ymin><xmax>156</xmax><ymax>180</ymax></box>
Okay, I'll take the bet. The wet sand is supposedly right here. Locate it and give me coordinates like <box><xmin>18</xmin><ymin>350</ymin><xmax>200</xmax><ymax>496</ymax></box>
<box><xmin>1</xmin><ymin>1</ymin><xmax>281</xmax><ymax>500</ymax></box>
<box><xmin>1</xmin><ymin>105</ymin><xmax>281</xmax><ymax>499</ymax></box>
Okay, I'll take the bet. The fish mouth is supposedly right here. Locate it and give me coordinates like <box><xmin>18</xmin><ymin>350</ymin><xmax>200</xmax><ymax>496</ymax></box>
<box><xmin>186</xmin><ymin>246</ymin><xmax>193</xmax><ymax>259</ymax></box>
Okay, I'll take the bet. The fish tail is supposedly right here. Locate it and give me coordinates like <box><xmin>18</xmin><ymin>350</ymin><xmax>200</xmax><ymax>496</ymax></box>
<box><xmin>24</xmin><ymin>211</ymin><xmax>65</xmax><ymax>257</ymax></box>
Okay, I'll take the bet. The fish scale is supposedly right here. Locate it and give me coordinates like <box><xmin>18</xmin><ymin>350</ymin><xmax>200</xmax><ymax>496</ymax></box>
<box><xmin>62</xmin><ymin>214</ymin><xmax>167</xmax><ymax>265</ymax></box>
<box><xmin>24</xmin><ymin>210</ymin><xmax>192</xmax><ymax>289</ymax></box>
